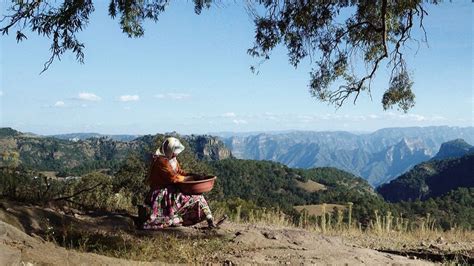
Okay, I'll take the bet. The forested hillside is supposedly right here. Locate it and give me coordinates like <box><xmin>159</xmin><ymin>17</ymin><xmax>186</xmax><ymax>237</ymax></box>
<box><xmin>377</xmin><ymin>154</ymin><xmax>474</xmax><ymax>202</ymax></box>
<box><xmin>207</xmin><ymin>159</ymin><xmax>385</xmax><ymax>219</ymax></box>
<box><xmin>395</xmin><ymin>187</ymin><xmax>474</xmax><ymax>229</ymax></box>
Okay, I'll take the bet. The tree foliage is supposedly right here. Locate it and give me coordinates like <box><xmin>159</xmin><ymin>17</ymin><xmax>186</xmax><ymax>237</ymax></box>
<box><xmin>1</xmin><ymin>0</ymin><xmax>438</xmax><ymax>110</ymax></box>
<box><xmin>377</xmin><ymin>154</ymin><xmax>474</xmax><ymax>202</ymax></box>
<box><xmin>395</xmin><ymin>188</ymin><xmax>474</xmax><ymax>230</ymax></box>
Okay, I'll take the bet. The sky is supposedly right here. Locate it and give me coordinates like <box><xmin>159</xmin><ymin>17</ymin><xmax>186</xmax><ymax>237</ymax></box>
<box><xmin>1</xmin><ymin>1</ymin><xmax>473</xmax><ymax>135</ymax></box>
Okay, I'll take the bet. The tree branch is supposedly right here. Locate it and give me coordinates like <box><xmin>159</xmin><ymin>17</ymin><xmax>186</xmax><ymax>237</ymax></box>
<box><xmin>52</xmin><ymin>182</ymin><xmax>103</xmax><ymax>202</ymax></box>
<box><xmin>329</xmin><ymin>0</ymin><xmax>389</xmax><ymax>107</ymax></box>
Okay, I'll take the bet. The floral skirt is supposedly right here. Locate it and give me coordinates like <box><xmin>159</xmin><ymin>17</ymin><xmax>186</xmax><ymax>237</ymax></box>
<box><xmin>142</xmin><ymin>186</ymin><xmax>213</xmax><ymax>229</ymax></box>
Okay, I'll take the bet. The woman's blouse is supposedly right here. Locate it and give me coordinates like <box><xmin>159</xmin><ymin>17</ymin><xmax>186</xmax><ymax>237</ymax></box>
<box><xmin>147</xmin><ymin>155</ymin><xmax>187</xmax><ymax>189</ymax></box>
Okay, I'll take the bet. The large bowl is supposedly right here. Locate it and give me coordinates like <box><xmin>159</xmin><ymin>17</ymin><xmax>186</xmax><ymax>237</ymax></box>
<box><xmin>177</xmin><ymin>176</ymin><xmax>216</xmax><ymax>195</ymax></box>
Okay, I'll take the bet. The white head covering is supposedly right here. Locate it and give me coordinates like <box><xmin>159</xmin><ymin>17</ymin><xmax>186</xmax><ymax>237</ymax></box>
<box><xmin>155</xmin><ymin>137</ymin><xmax>185</xmax><ymax>158</ymax></box>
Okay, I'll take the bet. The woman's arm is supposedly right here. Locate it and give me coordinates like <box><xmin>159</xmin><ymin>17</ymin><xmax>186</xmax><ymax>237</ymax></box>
<box><xmin>148</xmin><ymin>156</ymin><xmax>185</xmax><ymax>186</ymax></box>
<box><xmin>176</xmin><ymin>161</ymin><xmax>187</xmax><ymax>176</ymax></box>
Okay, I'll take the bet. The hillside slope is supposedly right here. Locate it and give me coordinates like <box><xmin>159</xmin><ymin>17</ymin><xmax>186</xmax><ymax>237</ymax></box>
<box><xmin>207</xmin><ymin>159</ymin><xmax>384</xmax><ymax>220</ymax></box>
<box><xmin>377</xmin><ymin>154</ymin><xmax>474</xmax><ymax>202</ymax></box>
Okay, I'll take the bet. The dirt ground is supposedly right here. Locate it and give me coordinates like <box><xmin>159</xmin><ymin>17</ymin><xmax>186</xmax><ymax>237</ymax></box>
<box><xmin>0</xmin><ymin>200</ymin><xmax>446</xmax><ymax>265</ymax></box>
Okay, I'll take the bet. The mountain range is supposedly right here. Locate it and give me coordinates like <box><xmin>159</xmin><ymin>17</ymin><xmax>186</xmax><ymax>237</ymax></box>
<box><xmin>0</xmin><ymin>128</ymin><xmax>231</xmax><ymax>176</ymax></box>
<box><xmin>219</xmin><ymin>126</ymin><xmax>474</xmax><ymax>186</ymax></box>
<box><xmin>50</xmin><ymin>133</ymin><xmax>142</xmax><ymax>142</ymax></box>
<box><xmin>3</xmin><ymin>126</ymin><xmax>473</xmax><ymax>187</ymax></box>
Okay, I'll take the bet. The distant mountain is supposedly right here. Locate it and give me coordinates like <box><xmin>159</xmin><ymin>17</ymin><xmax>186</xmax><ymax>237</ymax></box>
<box><xmin>185</xmin><ymin>135</ymin><xmax>232</xmax><ymax>161</ymax></box>
<box><xmin>377</xmin><ymin>153</ymin><xmax>474</xmax><ymax>202</ymax></box>
<box><xmin>221</xmin><ymin>126</ymin><xmax>474</xmax><ymax>186</ymax></box>
<box><xmin>361</xmin><ymin>138</ymin><xmax>432</xmax><ymax>185</ymax></box>
<box><xmin>51</xmin><ymin>133</ymin><xmax>142</xmax><ymax>142</ymax></box>
<box><xmin>0</xmin><ymin>128</ymin><xmax>21</xmax><ymax>137</ymax></box>
<box><xmin>431</xmin><ymin>139</ymin><xmax>474</xmax><ymax>161</ymax></box>
<box><xmin>0</xmin><ymin>128</ymin><xmax>231</xmax><ymax>175</ymax></box>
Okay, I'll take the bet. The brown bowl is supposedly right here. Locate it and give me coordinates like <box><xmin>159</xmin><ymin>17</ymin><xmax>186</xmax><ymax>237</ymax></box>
<box><xmin>177</xmin><ymin>176</ymin><xmax>216</xmax><ymax>195</ymax></box>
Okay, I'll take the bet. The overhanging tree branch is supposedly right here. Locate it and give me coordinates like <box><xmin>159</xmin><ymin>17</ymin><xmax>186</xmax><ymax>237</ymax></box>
<box><xmin>1</xmin><ymin>0</ymin><xmax>434</xmax><ymax>111</ymax></box>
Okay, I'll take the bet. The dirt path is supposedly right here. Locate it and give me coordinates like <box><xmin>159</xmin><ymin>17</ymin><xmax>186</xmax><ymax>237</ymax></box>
<box><xmin>0</xmin><ymin>201</ymin><xmax>433</xmax><ymax>265</ymax></box>
<box><xmin>215</xmin><ymin>223</ymin><xmax>432</xmax><ymax>265</ymax></box>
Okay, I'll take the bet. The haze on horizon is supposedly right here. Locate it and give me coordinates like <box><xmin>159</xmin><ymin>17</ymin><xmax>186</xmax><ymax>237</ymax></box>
<box><xmin>1</xmin><ymin>2</ymin><xmax>472</xmax><ymax>135</ymax></box>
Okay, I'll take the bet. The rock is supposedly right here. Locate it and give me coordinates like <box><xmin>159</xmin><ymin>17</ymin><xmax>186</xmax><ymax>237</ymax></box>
<box><xmin>262</xmin><ymin>231</ymin><xmax>279</xmax><ymax>240</ymax></box>
<box><xmin>293</xmin><ymin>240</ymin><xmax>303</xmax><ymax>246</ymax></box>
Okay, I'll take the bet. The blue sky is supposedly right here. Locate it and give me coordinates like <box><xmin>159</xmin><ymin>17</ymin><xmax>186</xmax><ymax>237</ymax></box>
<box><xmin>1</xmin><ymin>1</ymin><xmax>472</xmax><ymax>135</ymax></box>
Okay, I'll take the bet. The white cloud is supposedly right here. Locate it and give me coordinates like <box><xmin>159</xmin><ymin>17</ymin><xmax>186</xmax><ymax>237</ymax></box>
<box><xmin>406</xmin><ymin>114</ymin><xmax>425</xmax><ymax>121</ymax></box>
<box><xmin>265</xmin><ymin>115</ymin><xmax>279</xmax><ymax>121</ymax></box>
<box><xmin>77</xmin><ymin>92</ymin><xmax>101</xmax><ymax>102</ymax></box>
<box><xmin>382</xmin><ymin>112</ymin><xmax>450</xmax><ymax>122</ymax></box>
<box><xmin>54</xmin><ymin>101</ymin><xmax>65</xmax><ymax>107</ymax></box>
<box><xmin>390</xmin><ymin>113</ymin><xmax>426</xmax><ymax>121</ymax></box>
<box><xmin>430</xmin><ymin>115</ymin><xmax>447</xmax><ymax>121</ymax></box>
<box><xmin>154</xmin><ymin>93</ymin><xmax>191</xmax><ymax>100</ymax></box>
<box><xmin>233</xmin><ymin>119</ymin><xmax>248</xmax><ymax>125</ymax></box>
<box><xmin>119</xmin><ymin>95</ymin><xmax>139</xmax><ymax>102</ymax></box>
<box><xmin>222</xmin><ymin>112</ymin><xmax>237</xmax><ymax>118</ymax></box>
<box><xmin>169</xmin><ymin>93</ymin><xmax>190</xmax><ymax>100</ymax></box>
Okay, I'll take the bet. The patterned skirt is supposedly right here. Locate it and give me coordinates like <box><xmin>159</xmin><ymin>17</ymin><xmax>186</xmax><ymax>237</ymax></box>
<box><xmin>142</xmin><ymin>186</ymin><xmax>213</xmax><ymax>229</ymax></box>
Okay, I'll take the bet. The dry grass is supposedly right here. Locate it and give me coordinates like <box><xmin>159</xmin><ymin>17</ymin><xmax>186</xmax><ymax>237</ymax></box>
<box><xmin>294</xmin><ymin>179</ymin><xmax>327</xmax><ymax>192</ymax></box>
<box><xmin>294</xmin><ymin>204</ymin><xmax>346</xmax><ymax>217</ymax></box>
<box><xmin>48</xmin><ymin>226</ymin><xmax>230</xmax><ymax>263</ymax></box>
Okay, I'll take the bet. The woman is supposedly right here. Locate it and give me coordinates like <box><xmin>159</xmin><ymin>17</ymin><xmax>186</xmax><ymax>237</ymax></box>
<box><xmin>142</xmin><ymin>137</ymin><xmax>216</xmax><ymax>229</ymax></box>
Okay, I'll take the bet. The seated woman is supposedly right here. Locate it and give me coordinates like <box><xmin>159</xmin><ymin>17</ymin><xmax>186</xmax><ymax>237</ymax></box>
<box><xmin>142</xmin><ymin>137</ymin><xmax>216</xmax><ymax>229</ymax></box>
